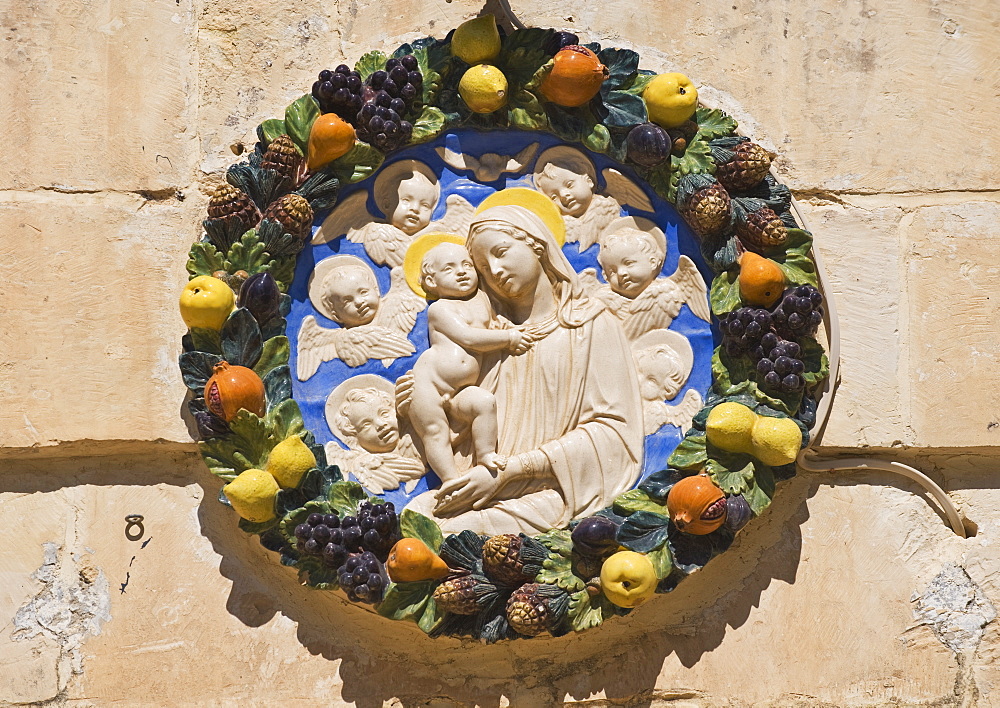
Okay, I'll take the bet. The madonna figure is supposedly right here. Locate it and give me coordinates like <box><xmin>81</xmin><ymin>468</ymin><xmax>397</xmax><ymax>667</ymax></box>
<box><xmin>404</xmin><ymin>200</ymin><xmax>644</xmax><ymax>534</ymax></box>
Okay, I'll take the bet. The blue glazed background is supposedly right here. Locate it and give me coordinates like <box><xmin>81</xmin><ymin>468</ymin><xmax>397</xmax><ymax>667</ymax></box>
<box><xmin>288</xmin><ymin>129</ymin><xmax>716</xmax><ymax>511</ymax></box>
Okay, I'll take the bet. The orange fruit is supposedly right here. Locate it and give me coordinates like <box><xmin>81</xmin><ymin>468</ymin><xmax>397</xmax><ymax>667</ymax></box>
<box><xmin>738</xmin><ymin>251</ymin><xmax>785</xmax><ymax>307</ymax></box>
<box><xmin>539</xmin><ymin>46</ymin><xmax>609</xmax><ymax>107</ymax></box>
<box><xmin>386</xmin><ymin>537</ymin><xmax>450</xmax><ymax>583</ymax></box>
<box><xmin>306</xmin><ymin>114</ymin><xmax>356</xmax><ymax>171</ymax></box>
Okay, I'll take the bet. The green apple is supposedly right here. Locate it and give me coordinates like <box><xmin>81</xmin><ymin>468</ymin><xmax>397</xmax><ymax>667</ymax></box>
<box><xmin>600</xmin><ymin>550</ymin><xmax>657</xmax><ymax>608</ymax></box>
<box><xmin>179</xmin><ymin>275</ymin><xmax>235</xmax><ymax>330</ymax></box>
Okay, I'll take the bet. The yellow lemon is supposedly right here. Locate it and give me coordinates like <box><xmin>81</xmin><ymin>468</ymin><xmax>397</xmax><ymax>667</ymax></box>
<box><xmin>179</xmin><ymin>275</ymin><xmax>234</xmax><ymax>331</ymax></box>
<box><xmin>451</xmin><ymin>15</ymin><xmax>501</xmax><ymax>65</ymax></box>
<box><xmin>600</xmin><ymin>551</ymin><xmax>658</xmax><ymax>608</ymax></box>
<box><xmin>705</xmin><ymin>402</ymin><xmax>757</xmax><ymax>454</ymax></box>
<box><xmin>265</xmin><ymin>435</ymin><xmax>316</xmax><ymax>488</ymax></box>
<box><xmin>223</xmin><ymin>469</ymin><xmax>279</xmax><ymax>523</ymax></box>
<box><xmin>459</xmin><ymin>64</ymin><xmax>508</xmax><ymax>114</ymax></box>
<box><xmin>750</xmin><ymin>415</ymin><xmax>803</xmax><ymax>466</ymax></box>
<box><xmin>643</xmin><ymin>73</ymin><xmax>698</xmax><ymax>129</ymax></box>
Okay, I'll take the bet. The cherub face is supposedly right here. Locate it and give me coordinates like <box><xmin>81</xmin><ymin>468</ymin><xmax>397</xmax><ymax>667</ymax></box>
<box><xmin>600</xmin><ymin>238</ymin><xmax>661</xmax><ymax>299</ymax></box>
<box><xmin>537</xmin><ymin>164</ymin><xmax>594</xmax><ymax>217</ymax></box>
<box><xmin>422</xmin><ymin>242</ymin><xmax>478</xmax><ymax>299</ymax></box>
<box><xmin>390</xmin><ymin>175</ymin><xmax>438</xmax><ymax>236</ymax></box>
<box><xmin>636</xmin><ymin>347</ymin><xmax>684</xmax><ymax>402</ymax></box>
<box><xmin>322</xmin><ymin>268</ymin><xmax>380</xmax><ymax>327</ymax></box>
<box><xmin>343</xmin><ymin>395</ymin><xmax>399</xmax><ymax>453</ymax></box>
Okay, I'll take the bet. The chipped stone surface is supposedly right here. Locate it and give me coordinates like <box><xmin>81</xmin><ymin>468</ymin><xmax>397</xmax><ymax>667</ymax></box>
<box><xmin>912</xmin><ymin>564</ymin><xmax>996</xmax><ymax>653</ymax></box>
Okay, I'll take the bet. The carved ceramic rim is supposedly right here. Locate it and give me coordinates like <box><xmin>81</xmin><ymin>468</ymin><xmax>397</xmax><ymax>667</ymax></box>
<box><xmin>180</xmin><ymin>22</ymin><xmax>834</xmax><ymax>641</ymax></box>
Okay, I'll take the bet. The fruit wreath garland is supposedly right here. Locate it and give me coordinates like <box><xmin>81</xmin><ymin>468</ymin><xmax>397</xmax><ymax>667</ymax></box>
<box><xmin>177</xmin><ymin>17</ymin><xmax>829</xmax><ymax>641</ymax></box>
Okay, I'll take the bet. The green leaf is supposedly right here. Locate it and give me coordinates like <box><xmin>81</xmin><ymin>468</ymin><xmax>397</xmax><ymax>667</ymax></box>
<box><xmin>566</xmin><ymin>589</ymin><xmax>613</xmax><ymax>632</ymax></box>
<box><xmin>263</xmin><ymin>255</ymin><xmax>296</xmax><ymax>292</ymax></box>
<box><xmin>711</xmin><ymin>347</ymin><xmax>800</xmax><ymax>415</ymax></box>
<box><xmin>416</xmin><ymin>596</ymin><xmax>444</xmax><ymax>634</ymax></box>
<box><xmin>304</xmin><ymin>564</ymin><xmax>339</xmax><ymax>590</ymax></box>
<box><xmin>536</xmin><ymin>551</ymin><xmax>585</xmax><ymax>593</ymax></box>
<box><xmin>266</xmin><ymin>398</ymin><xmax>304</xmax><ymax>442</ymax></box>
<box><xmin>225</xmin><ymin>232</ymin><xmax>270</xmax><ymax>275</ymax></box>
<box><xmin>705</xmin><ymin>458</ymin><xmax>754</xmax><ymax>495</ymax></box>
<box><xmin>619</xmin><ymin>71</ymin><xmax>655</xmax><ymax>97</ymax></box>
<box><xmin>666</xmin><ymin>137</ymin><xmax>715</xmax><ymax>203</ymax></box>
<box><xmin>617</xmin><ymin>510</ymin><xmax>671</xmax><ymax>553</ymax></box>
<box><xmin>328</xmin><ymin>142</ymin><xmax>385</xmax><ymax>185</ymax></box>
<box><xmin>647</xmin><ymin>543</ymin><xmax>674</xmax><ymax>580</ymax></box>
<box><xmin>600</xmin><ymin>90</ymin><xmax>647</xmax><ymax>128</ymax></box>
<box><xmin>799</xmin><ymin>336</ymin><xmax>830</xmax><ymax>389</ymax></box>
<box><xmin>499</xmin><ymin>27</ymin><xmax>553</xmax><ymax>85</ymax></box>
<box><xmin>582</xmin><ymin>123</ymin><xmax>611</xmax><ymax>154</ymax></box>
<box><xmin>328</xmin><ymin>480</ymin><xmax>367</xmax><ymax>516</ymax></box>
<box><xmin>694</xmin><ymin>106</ymin><xmax>738</xmax><ymax>141</ymax></box>
<box><xmin>523</xmin><ymin>59</ymin><xmax>552</xmax><ymax>92</ymax></box>
<box><xmin>744</xmin><ymin>462</ymin><xmax>776</xmax><ymax>515</ymax></box>
<box><xmin>377</xmin><ymin>580</ymin><xmax>439</xmax><ymax>628</ymax></box>
<box><xmin>638</xmin><ymin>468</ymin><xmax>688</xmax><ymax>502</ymax></box>
<box><xmin>238</xmin><ymin>516</ymin><xmax>279</xmax><ymax>535</ymax></box>
<box><xmin>187</xmin><ymin>241</ymin><xmax>226</xmax><ymax>278</ymax></box>
<box><xmin>179</xmin><ymin>351</ymin><xmax>222</xmax><ymax>393</ymax></box>
<box><xmin>409</xmin><ymin>106</ymin><xmax>447</xmax><ymax>145</ymax></box>
<box><xmin>667</xmin><ymin>432</ymin><xmax>708</xmax><ymax>470</ymax></box>
<box><xmin>399</xmin><ymin>509</ymin><xmax>444</xmax><ymax>553</ymax></box>
<box><xmin>258</xmin><ymin>119</ymin><xmax>287</xmax><ymax>146</ymax></box>
<box><xmin>508</xmin><ymin>89</ymin><xmax>548</xmax><ymax>132</ymax></box>
<box><xmin>188</xmin><ymin>327</ymin><xmax>223</xmax><ymax>355</ymax></box>
<box><xmin>199</xmin><ymin>410</ymin><xmax>277</xmax><ymax>480</ymax></box>
<box><xmin>253</xmin><ymin>336</ymin><xmax>289</xmax><ymax>378</ymax></box>
<box><xmin>710</xmin><ymin>269</ymin><xmax>741</xmax><ymax>315</ymax></box>
<box><xmin>597</xmin><ymin>48</ymin><xmax>639</xmax><ymax>93</ymax></box>
<box><xmin>767</xmin><ymin>228</ymin><xmax>818</xmax><ymax>288</ymax></box>
<box><xmin>535</xmin><ymin>528</ymin><xmax>574</xmax><ymax>558</ymax></box>
<box><xmin>284</xmin><ymin>94</ymin><xmax>320</xmax><ymax>155</ymax></box>
<box><xmin>612</xmin><ymin>488</ymin><xmax>666</xmax><ymax>516</ymax></box>
<box><xmin>355</xmin><ymin>50</ymin><xmax>388</xmax><ymax>81</ymax></box>
<box><xmin>262</xmin><ymin>365</ymin><xmax>292</xmax><ymax>410</ymax></box>
<box><xmin>221</xmin><ymin>307</ymin><xmax>263</xmax><ymax>369</ymax></box>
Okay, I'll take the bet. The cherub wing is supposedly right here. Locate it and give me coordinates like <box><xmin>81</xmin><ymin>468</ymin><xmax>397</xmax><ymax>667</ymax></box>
<box><xmin>352</xmin><ymin>451</ymin><xmax>425</xmax><ymax>494</ymax></box>
<box><xmin>435</xmin><ymin>146</ymin><xmax>474</xmax><ymax>174</ymax></box>
<box><xmin>427</xmin><ymin>194</ymin><xmax>476</xmax><ymax>236</ymax></box>
<box><xmin>297</xmin><ymin>315</ymin><xmax>348</xmax><ymax>380</ymax></box>
<box><xmin>341</xmin><ymin>324</ymin><xmax>416</xmax><ymax>368</ymax></box>
<box><xmin>575</xmin><ymin>196</ymin><xmax>622</xmax><ymax>250</ymax></box>
<box><xmin>622</xmin><ymin>278</ymin><xmax>686</xmax><ymax>341</ymax></box>
<box><xmin>312</xmin><ymin>191</ymin><xmax>373</xmax><ymax>245</ymax></box>
<box><xmin>373</xmin><ymin>266</ymin><xmax>426</xmax><ymax>339</ymax></box>
<box><xmin>349</xmin><ymin>221</ymin><xmax>410</xmax><ymax>267</ymax></box>
<box><xmin>656</xmin><ymin>389</ymin><xmax>705</xmax><ymax>431</ymax></box>
<box><xmin>601</xmin><ymin>168</ymin><xmax>654</xmax><ymax>213</ymax></box>
<box><xmin>667</xmin><ymin>255</ymin><xmax>711</xmax><ymax>323</ymax></box>
<box><xmin>579</xmin><ymin>268</ymin><xmax>624</xmax><ymax>314</ymax></box>
<box><xmin>507</xmin><ymin>142</ymin><xmax>539</xmax><ymax>174</ymax></box>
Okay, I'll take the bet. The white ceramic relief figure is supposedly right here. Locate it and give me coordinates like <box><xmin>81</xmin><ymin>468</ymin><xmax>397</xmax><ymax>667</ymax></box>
<box><xmin>580</xmin><ymin>216</ymin><xmax>712</xmax><ymax>341</ymax></box>
<box><xmin>435</xmin><ymin>142</ymin><xmax>539</xmax><ymax>182</ymax></box>
<box><xmin>296</xmin><ymin>256</ymin><xmax>425</xmax><ymax>379</ymax></box>
<box><xmin>532</xmin><ymin>146</ymin><xmax>654</xmax><ymax>250</ymax></box>
<box><xmin>312</xmin><ymin>159</ymin><xmax>475</xmax><ymax>267</ymax></box>
<box><xmin>631</xmin><ymin>330</ymin><xmax>703</xmax><ymax>435</ymax></box>
<box><xmin>325</xmin><ymin>375</ymin><xmax>426</xmax><ymax>494</ymax></box>
<box><xmin>403</xmin><ymin>235</ymin><xmax>539</xmax><ymax>488</ymax></box>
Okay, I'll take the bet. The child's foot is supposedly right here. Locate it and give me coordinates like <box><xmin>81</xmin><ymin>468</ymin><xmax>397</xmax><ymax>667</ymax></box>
<box><xmin>481</xmin><ymin>453</ymin><xmax>507</xmax><ymax>472</ymax></box>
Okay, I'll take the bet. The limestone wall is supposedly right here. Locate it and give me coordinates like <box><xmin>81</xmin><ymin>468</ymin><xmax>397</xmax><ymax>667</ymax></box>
<box><xmin>1</xmin><ymin>0</ymin><xmax>999</xmax><ymax>704</ymax></box>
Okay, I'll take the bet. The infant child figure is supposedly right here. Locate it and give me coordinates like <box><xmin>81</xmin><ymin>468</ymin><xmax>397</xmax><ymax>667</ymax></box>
<box><xmin>597</xmin><ymin>227</ymin><xmax>664</xmax><ymax>299</ymax></box>
<box><xmin>533</xmin><ymin>146</ymin><xmax>620</xmax><ymax>249</ymax></box>
<box><xmin>409</xmin><ymin>241</ymin><xmax>533</xmax><ymax>483</ymax></box>
<box><xmin>319</xmin><ymin>261</ymin><xmax>380</xmax><ymax>327</ymax></box>
<box><xmin>388</xmin><ymin>171</ymin><xmax>438</xmax><ymax>236</ymax></box>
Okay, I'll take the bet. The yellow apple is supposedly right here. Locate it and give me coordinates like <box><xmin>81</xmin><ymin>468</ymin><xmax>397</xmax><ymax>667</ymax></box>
<box><xmin>600</xmin><ymin>550</ymin><xmax>658</xmax><ymax>608</ymax></box>
<box><xmin>643</xmin><ymin>72</ymin><xmax>698</xmax><ymax>129</ymax></box>
<box><xmin>179</xmin><ymin>275</ymin><xmax>235</xmax><ymax>330</ymax></box>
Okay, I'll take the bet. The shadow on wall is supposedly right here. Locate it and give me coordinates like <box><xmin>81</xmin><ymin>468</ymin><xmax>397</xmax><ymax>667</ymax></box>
<box><xmin>195</xmin><ymin>472</ymin><xmax>810</xmax><ymax>707</ymax></box>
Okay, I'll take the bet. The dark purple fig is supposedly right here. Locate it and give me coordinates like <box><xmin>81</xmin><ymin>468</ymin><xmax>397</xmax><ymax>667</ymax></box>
<box><xmin>238</xmin><ymin>272</ymin><xmax>280</xmax><ymax>324</ymax></box>
<box><xmin>724</xmin><ymin>494</ymin><xmax>753</xmax><ymax>533</ymax></box>
<box><xmin>544</xmin><ymin>31</ymin><xmax>580</xmax><ymax>56</ymax></box>
<box><xmin>571</xmin><ymin>516</ymin><xmax>619</xmax><ymax>557</ymax></box>
<box><xmin>626</xmin><ymin>122</ymin><xmax>672</xmax><ymax>168</ymax></box>
<box><xmin>194</xmin><ymin>411</ymin><xmax>230</xmax><ymax>439</ymax></box>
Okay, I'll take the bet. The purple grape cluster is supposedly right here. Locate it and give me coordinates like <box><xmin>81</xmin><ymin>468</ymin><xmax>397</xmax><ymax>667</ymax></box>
<box><xmin>355</xmin><ymin>55</ymin><xmax>421</xmax><ymax>151</ymax></box>
<box><xmin>347</xmin><ymin>500</ymin><xmax>401</xmax><ymax>561</ymax></box>
<box><xmin>773</xmin><ymin>285</ymin><xmax>823</xmax><ymax>340</ymax></box>
<box><xmin>294</xmin><ymin>511</ymin><xmax>350</xmax><ymax>569</ymax></box>
<box><xmin>338</xmin><ymin>551</ymin><xmax>386</xmax><ymax>604</ymax></box>
<box><xmin>720</xmin><ymin>307</ymin><xmax>807</xmax><ymax>393</ymax></box>
<box><xmin>312</xmin><ymin>65</ymin><xmax>365</xmax><ymax>122</ymax></box>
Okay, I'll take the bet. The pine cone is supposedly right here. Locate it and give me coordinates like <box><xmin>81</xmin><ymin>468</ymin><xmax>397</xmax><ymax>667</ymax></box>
<box><xmin>737</xmin><ymin>207</ymin><xmax>787</xmax><ymax>249</ymax></box>
<box><xmin>506</xmin><ymin>583</ymin><xmax>570</xmax><ymax>637</ymax></box>
<box><xmin>261</xmin><ymin>134</ymin><xmax>305</xmax><ymax>186</ymax></box>
<box><xmin>482</xmin><ymin>534</ymin><xmax>546</xmax><ymax>587</ymax></box>
<box><xmin>682</xmin><ymin>183</ymin><xmax>731</xmax><ymax>238</ymax></box>
<box><xmin>716</xmin><ymin>141</ymin><xmax>772</xmax><ymax>192</ymax></box>
<box><xmin>262</xmin><ymin>194</ymin><xmax>314</xmax><ymax>242</ymax></box>
<box><xmin>432</xmin><ymin>574</ymin><xmax>486</xmax><ymax>615</ymax></box>
<box><xmin>207</xmin><ymin>183</ymin><xmax>261</xmax><ymax>230</ymax></box>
